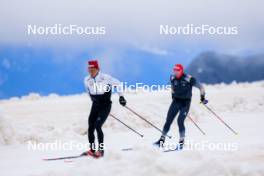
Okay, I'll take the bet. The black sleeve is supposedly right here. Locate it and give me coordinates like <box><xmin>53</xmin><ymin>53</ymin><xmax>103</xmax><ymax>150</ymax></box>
<box><xmin>190</xmin><ymin>77</ymin><xmax>197</xmax><ymax>86</ymax></box>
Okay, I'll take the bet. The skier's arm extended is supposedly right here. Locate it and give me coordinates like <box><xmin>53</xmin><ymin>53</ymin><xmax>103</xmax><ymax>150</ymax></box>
<box><xmin>104</xmin><ymin>74</ymin><xmax>126</xmax><ymax>106</ymax></box>
<box><xmin>192</xmin><ymin>78</ymin><xmax>205</xmax><ymax>97</ymax></box>
<box><xmin>191</xmin><ymin>77</ymin><xmax>207</xmax><ymax>104</ymax></box>
<box><xmin>104</xmin><ymin>74</ymin><xmax>124</xmax><ymax>97</ymax></box>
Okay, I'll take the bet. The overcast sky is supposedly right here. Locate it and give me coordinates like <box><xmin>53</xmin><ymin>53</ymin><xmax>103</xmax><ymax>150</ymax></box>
<box><xmin>0</xmin><ymin>0</ymin><xmax>263</xmax><ymax>55</ymax></box>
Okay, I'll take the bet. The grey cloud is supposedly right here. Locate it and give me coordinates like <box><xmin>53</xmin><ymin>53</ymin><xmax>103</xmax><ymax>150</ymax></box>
<box><xmin>0</xmin><ymin>0</ymin><xmax>263</xmax><ymax>53</ymax></box>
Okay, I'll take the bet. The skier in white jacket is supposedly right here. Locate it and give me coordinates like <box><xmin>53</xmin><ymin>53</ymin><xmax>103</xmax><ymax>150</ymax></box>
<box><xmin>82</xmin><ymin>60</ymin><xmax>126</xmax><ymax>158</ymax></box>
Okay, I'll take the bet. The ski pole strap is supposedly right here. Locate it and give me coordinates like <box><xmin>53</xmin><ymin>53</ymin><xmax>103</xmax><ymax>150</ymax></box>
<box><xmin>124</xmin><ymin>106</ymin><xmax>172</xmax><ymax>139</ymax></box>
<box><xmin>203</xmin><ymin>104</ymin><xmax>238</xmax><ymax>135</ymax></box>
<box><xmin>110</xmin><ymin>114</ymin><xmax>144</xmax><ymax>138</ymax></box>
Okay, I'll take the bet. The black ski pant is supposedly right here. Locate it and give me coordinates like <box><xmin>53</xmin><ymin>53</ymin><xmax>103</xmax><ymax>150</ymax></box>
<box><xmin>88</xmin><ymin>102</ymin><xmax>111</xmax><ymax>151</ymax></box>
<box><xmin>162</xmin><ymin>98</ymin><xmax>191</xmax><ymax>139</ymax></box>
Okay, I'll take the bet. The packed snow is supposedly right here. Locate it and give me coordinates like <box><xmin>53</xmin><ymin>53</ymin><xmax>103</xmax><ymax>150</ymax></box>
<box><xmin>0</xmin><ymin>81</ymin><xmax>264</xmax><ymax>176</ymax></box>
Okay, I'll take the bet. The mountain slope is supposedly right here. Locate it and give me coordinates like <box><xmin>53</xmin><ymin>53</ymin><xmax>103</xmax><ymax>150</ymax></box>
<box><xmin>186</xmin><ymin>52</ymin><xmax>264</xmax><ymax>84</ymax></box>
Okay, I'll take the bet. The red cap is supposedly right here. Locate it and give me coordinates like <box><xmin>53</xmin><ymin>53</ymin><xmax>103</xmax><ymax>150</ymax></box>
<box><xmin>88</xmin><ymin>60</ymin><xmax>99</xmax><ymax>70</ymax></box>
<box><xmin>173</xmin><ymin>64</ymin><xmax>184</xmax><ymax>79</ymax></box>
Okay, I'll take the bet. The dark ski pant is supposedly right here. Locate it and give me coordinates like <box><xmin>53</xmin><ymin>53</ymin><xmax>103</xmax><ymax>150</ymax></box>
<box><xmin>162</xmin><ymin>98</ymin><xmax>191</xmax><ymax>138</ymax></box>
<box><xmin>88</xmin><ymin>102</ymin><xmax>111</xmax><ymax>151</ymax></box>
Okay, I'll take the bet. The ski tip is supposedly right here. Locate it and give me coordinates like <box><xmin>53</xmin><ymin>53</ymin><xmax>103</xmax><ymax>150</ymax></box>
<box><xmin>43</xmin><ymin>158</ymin><xmax>56</xmax><ymax>161</ymax></box>
<box><xmin>42</xmin><ymin>159</ymin><xmax>52</xmax><ymax>161</ymax></box>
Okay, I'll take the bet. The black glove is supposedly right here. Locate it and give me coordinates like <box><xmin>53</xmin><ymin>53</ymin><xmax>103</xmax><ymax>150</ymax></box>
<box><xmin>200</xmin><ymin>95</ymin><xmax>208</xmax><ymax>104</ymax></box>
<box><xmin>119</xmin><ymin>96</ymin><xmax>127</xmax><ymax>106</ymax></box>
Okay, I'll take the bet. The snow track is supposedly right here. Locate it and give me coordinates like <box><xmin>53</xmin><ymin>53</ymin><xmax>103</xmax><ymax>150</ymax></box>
<box><xmin>0</xmin><ymin>81</ymin><xmax>263</xmax><ymax>176</ymax></box>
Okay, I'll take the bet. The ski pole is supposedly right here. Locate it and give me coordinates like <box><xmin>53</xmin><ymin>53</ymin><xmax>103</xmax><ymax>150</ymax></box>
<box><xmin>202</xmin><ymin>104</ymin><xmax>238</xmax><ymax>135</ymax></box>
<box><xmin>110</xmin><ymin>113</ymin><xmax>144</xmax><ymax>138</ymax></box>
<box><xmin>124</xmin><ymin>106</ymin><xmax>172</xmax><ymax>139</ymax></box>
<box><xmin>187</xmin><ymin>115</ymin><xmax>206</xmax><ymax>135</ymax></box>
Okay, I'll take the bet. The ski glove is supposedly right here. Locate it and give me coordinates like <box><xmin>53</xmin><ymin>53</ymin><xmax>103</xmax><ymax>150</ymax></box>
<box><xmin>119</xmin><ymin>96</ymin><xmax>127</xmax><ymax>106</ymax></box>
<box><xmin>200</xmin><ymin>95</ymin><xmax>208</xmax><ymax>104</ymax></box>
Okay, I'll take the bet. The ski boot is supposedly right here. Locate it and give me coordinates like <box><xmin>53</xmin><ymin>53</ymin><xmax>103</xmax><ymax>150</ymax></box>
<box><xmin>153</xmin><ymin>136</ymin><xmax>165</xmax><ymax>147</ymax></box>
<box><xmin>177</xmin><ymin>139</ymin><xmax>184</xmax><ymax>150</ymax></box>
<box><xmin>81</xmin><ymin>149</ymin><xmax>96</xmax><ymax>157</ymax></box>
<box><xmin>94</xmin><ymin>150</ymin><xmax>104</xmax><ymax>158</ymax></box>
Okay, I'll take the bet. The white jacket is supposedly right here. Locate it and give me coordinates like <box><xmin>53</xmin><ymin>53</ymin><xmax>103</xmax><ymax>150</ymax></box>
<box><xmin>84</xmin><ymin>72</ymin><xmax>123</xmax><ymax>96</ymax></box>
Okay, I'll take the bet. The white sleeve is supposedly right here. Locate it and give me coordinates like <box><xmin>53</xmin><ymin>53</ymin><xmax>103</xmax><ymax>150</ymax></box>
<box><xmin>83</xmin><ymin>77</ymin><xmax>90</xmax><ymax>94</ymax></box>
<box><xmin>104</xmin><ymin>74</ymin><xmax>124</xmax><ymax>96</ymax></box>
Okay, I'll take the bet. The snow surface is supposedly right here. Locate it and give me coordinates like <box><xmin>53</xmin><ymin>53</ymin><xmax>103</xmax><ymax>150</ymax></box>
<box><xmin>0</xmin><ymin>81</ymin><xmax>264</xmax><ymax>176</ymax></box>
